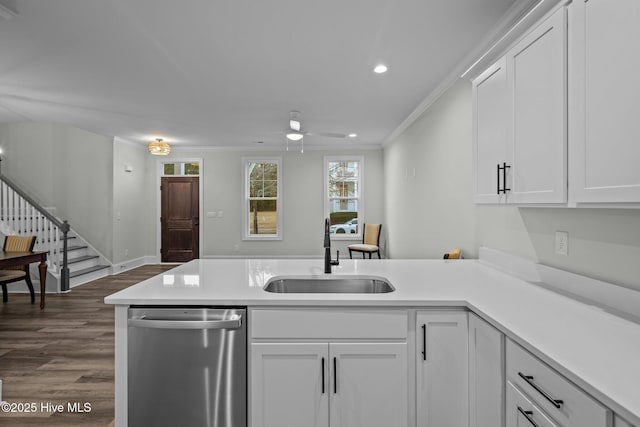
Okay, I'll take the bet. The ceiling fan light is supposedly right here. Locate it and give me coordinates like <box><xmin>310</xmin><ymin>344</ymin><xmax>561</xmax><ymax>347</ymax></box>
<box><xmin>289</xmin><ymin>119</ymin><xmax>301</xmax><ymax>131</ymax></box>
<box><xmin>286</xmin><ymin>131</ymin><xmax>304</xmax><ymax>141</ymax></box>
<box><xmin>373</xmin><ymin>64</ymin><xmax>388</xmax><ymax>74</ymax></box>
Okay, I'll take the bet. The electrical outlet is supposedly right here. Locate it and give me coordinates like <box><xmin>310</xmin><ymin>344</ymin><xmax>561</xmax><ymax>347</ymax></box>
<box><xmin>555</xmin><ymin>231</ymin><xmax>568</xmax><ymax>255</ymax></box>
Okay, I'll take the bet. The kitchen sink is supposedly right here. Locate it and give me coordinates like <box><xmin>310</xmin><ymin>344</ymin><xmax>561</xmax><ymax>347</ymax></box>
<box><xmin>263</xmin><ymin>275</ymin><xmax>395</xmax><ymax>294</ymax></box>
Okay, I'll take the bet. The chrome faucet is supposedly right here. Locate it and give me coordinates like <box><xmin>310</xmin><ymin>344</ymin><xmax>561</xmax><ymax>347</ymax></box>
<box><xmin>324</xmin><ymin>218</ymin><xmax>339</xmax><ymax>273</ymax></box>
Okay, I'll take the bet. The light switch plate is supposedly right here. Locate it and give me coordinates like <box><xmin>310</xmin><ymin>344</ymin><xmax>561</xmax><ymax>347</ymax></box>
<box><xmin>555</xmin><ymin>231</ymin><xmax>568</xmax><ymax>255</ymax></box>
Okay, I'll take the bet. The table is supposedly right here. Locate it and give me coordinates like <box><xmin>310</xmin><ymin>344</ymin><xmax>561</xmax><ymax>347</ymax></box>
<box><xmin>0</xmin><ymin>251</ymin><xmax>48</xmax><ymax>309</ymax></box>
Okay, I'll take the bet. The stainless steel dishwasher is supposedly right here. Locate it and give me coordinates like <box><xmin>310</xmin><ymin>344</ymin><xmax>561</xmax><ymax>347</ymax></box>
<box><xmin>127</xmin><ymin>307</ymin><xmax>246</xmax><ymax>427</ymax></box>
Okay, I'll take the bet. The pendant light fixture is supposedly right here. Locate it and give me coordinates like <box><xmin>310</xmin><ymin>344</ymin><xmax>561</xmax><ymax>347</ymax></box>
<box><xmin>148</xmin><ymin>138</ymin><xmax>171</xmax><ymax>155</ymax></box>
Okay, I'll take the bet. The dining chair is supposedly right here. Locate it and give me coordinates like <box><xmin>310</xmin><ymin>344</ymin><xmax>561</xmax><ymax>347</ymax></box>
<box><xmin>0</xmin><ymin>235</ymin><xmax>37</xmax><ymax>304</ymax></box>
<box><xmin>348</xmin><ymin>223</ymin><xmax>382</xmax><ymax>259</ymax></box>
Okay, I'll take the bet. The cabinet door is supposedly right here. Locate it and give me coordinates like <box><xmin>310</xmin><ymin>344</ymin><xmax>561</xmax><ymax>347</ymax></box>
<box><xmin>508</xmin><ymin>7</ymin><xmax>567</xmax><ymax>204</ymax></box>
<box><xmin>473</xmin><ymin>58</ymin><xmax>511</xmax><ymax>204</ymax></box>
<box><xmin>417</xmin><ymin>311</ymin><xmax>469</xmax><ymax>427</ymax></box>
<box><xmin>569</xmin><ymin>0</ymin><xmax>640</xmax><ymax>203</ymax></box>
<box><xmin>469</xmin><ymin>313</ymin><xmax>505</xmax><ymax>427</ymax></box>
<box><xmin>329</xmin><ymin>342</ymin><xmax>408</xmax><ymax>427</ymax></box>
<box><xmin>250</xmin><ymin>343</ymin><xmax>329</xmax><ymax>427</ymax></box>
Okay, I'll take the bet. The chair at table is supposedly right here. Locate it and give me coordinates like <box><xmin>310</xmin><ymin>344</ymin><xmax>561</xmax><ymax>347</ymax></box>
<box><xmin>348</xmin><ymin>223</ymin><xmax>382</xmax><ymax>259</ymax></box>
<box><xmin>0</xmin><ymin>235</ymin><xmax>37</xmax><ymax>304</ymax></box>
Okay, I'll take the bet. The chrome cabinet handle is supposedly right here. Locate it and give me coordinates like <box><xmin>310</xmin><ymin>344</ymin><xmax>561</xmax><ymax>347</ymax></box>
<box><xmin>517</xmin><ymin>406</ymin><xmax>540</xmax><ymax>427</ymax></box>
<box><xmin>518</xmin><ymin>372</ymin><xmax>564</xmax><ymax>408</ymax></box>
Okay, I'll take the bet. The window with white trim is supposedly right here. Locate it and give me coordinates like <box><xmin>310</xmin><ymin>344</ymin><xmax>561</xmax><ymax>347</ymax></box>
<box><xmin>243</xmin><ymin>158</ymin><xmax>282</xmax><ymax>240</ymax></box>
<box><xmin>325</xmin><ymin>156</ymin><xmax>363</xmax><ymax>239</ymax></box>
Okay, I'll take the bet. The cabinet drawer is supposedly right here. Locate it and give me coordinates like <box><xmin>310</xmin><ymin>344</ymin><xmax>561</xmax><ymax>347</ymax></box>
<box><xmin>507</xmin><ymin>381</ymin><xmax>560</xmax><ymax>427</ymax></box>
<box><xmin>250</xmin><ymin>308</ymin><xmax>408</xmax><ymax>339</ymax></box>
<box><xmin>506</xmin><ymin>339</ymin><xmax>611</xmax><ymax>427</ymax></box>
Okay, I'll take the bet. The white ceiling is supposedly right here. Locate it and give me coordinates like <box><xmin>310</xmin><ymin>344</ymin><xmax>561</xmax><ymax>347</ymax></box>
<box><xmin>0</xmin><ymin>0</ymin><xmax>531</xmax><ymax>150</ymax></box>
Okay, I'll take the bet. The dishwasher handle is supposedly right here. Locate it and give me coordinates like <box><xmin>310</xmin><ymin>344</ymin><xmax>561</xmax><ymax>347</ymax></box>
<box><xmin>128</xmin><ymin>315</ymin><xmax>242</xmax><ymax>330</ymax></box>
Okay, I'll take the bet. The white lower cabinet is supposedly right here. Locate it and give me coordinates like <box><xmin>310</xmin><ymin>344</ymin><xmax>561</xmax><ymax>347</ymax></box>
<box><xmin>249</xmin><ymin>308</ymin><xmax>408</xmax><ymax>427</ymax></box>
<box><xmin>469</xmin><ymin>313</ymin><xmax>505</xmax><ymax>427</ymax></box>
<box><xmin>250</xmin><ymin>342</ymin><xmax>407</xmax><ymax>427</ymax></box>
<box><xmin>416</xmin><ymin>311</ymin><xmax>469</xmax><ymax>426</ymax></box>
<box><xmin>506</xmin><ymin>339</ymin><xmax>611</xmax><ymax>427</ymax></box>
<box><xmin>251</xmin><ymin>343</ymin><xmax>329</xmax><ymax>427</ymax></box>
<box><xmin>329</xmin><ymin>343</ymin><xmax>407</xmax><ymax>427</ymax></box>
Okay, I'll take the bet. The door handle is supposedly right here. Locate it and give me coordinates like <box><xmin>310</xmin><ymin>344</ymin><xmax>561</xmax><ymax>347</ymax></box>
<box><xmin>421</xmin><ymin>324</ymin><xmax>427</xmax><ymax>361</ymax></box>
<box><xmin>517</xmin><ymin>406</ymin><xmax>540</xmax><ymax>427</ymax></box>
<box><xmin>497</xmin><ymin>162</ymin><xmax>511</xmax><ymax>194</ymax></box>
<box><xmin>518</xmin><ymin>372</ymin><xmax>563</xmax><ymax>408</ymax></box>
<box><xmin>333</xmin><ymin>357</ymin><xmax>337</xmax><ymax>394</ymax></box>
<box><xmin>321</xmin><ymin>357</ymin><xmax>325</xmax><ymax>394</ymax></box>
<box><xmin>128</xmin><ymin>315</ymin><xmax>242</xmax><ymax>330</ymax></box>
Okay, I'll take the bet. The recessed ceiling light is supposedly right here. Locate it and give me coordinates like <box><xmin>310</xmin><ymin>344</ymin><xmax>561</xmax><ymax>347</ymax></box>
<box><xmin>348</xmin><ymin>133</ymin><xmax>357</xmax><ymax>138</ymax></box>
<box><xmin>373</xmin><ymin>64</ymin><xmax>388</xmax><ymax>74</ymax></box>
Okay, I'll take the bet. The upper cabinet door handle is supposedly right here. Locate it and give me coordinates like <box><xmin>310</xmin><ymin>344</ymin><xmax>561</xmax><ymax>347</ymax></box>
<box><xmin>518</xmin><ymin>372</ymin><xmax>564</xmax><ymax>408</ymax></box>
<box><xmin>497</xmin><ymin>162</ymin><xmax>511</xmax><ymax>194</ymax></box>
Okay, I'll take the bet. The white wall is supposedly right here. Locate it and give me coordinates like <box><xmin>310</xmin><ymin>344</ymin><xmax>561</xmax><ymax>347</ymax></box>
<box><xmin>112</xmin><ymin>138</ymin><xmax>155</xmax><ymax>264</ymax></box>
<box><xmin>151</xmin><ymin>148</ymin><xmax>385</xmax><ymax>258</ymax></box>
<box><xmin>384</xmin><ymin>79</ymin><xmax>640</xmax><ymax>291</ymax></box>
<box><xmin>0</xmin><ymin>122</ymin><xmax>114</xmax><ymax>259</ymax></box>
<box><xmin>384</xmin><ymin>81</ymin><xmax>477</xmax><ymax>259</ymax></box>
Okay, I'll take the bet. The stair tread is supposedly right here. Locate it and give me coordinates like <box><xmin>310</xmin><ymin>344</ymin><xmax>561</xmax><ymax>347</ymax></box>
<box><xmin>69</xmin><ymin>265</ymin><xmax>110</xmax><ymax>278</ymax></box>
<box><xmin>68</xmin><ymin>255</ymin><xmax>99</xmax><ymax>264</ymax></box>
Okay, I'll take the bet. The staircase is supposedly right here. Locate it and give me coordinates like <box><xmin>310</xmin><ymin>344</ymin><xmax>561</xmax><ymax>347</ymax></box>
<box><xmin>0</xmin><ymin>174</ymin><xmax>111</xmax><ymax>291</ymax></box>
<box><xmin>65</xmin><ymin>232</ymin><xmax>111</xmax><ymax>288</ymax></box>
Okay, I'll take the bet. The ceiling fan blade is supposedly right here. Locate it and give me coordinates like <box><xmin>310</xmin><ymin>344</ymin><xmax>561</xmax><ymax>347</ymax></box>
<box><xmin>306</xmin><ymin>131</ymin><xmax>347</xmax><ymax>139</ymax></box>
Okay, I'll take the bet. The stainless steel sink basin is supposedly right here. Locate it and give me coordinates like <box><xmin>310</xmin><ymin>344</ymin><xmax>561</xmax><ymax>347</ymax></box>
<box><xmin>263</xmin><ymin>275</ymin><xmax>395</xmax><ymax>294</ymax></box>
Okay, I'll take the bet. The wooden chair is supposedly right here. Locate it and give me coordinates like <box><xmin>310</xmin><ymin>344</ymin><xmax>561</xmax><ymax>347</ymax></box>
<box><xmin>348</xmin><ymin>223</ymin><xmax>382</xmax><ymax>259</ymax></box>
<box><xmin>0</xmin><ymin>235</ymin><xmax>37</xmax><ymax>304</ymax></box>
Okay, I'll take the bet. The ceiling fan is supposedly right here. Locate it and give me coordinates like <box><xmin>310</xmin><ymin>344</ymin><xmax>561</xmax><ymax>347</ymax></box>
<box><xmin>283</xmin><ymin>111</ymin><xmax>348</xmax><ymax>153</ymax></box>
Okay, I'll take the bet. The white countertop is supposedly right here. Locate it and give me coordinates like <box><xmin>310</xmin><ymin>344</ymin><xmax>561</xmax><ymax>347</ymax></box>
<box><xmin>104</xmin><ymin>257</ymin><xmax>640</xmax><ymax>424</ymax></box>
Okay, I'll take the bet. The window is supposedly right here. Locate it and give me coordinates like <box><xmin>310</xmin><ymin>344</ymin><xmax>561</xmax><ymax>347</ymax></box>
<box><xmin>243</xmin><ymin>158</ymin><xmax>282</xmax><ymax>240</ymax></box>
<box><xmin>162</xmin><ymin>162</ymin><xmax>200</xmax><ymax>176</ymax></box>
<box><xmin>325</xmin><ymin>156</ymin><xmax>363</xmax><ymax>239</ymax></box>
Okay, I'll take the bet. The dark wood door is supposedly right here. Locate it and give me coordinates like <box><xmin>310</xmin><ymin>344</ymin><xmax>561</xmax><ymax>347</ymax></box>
<box><xmin>161</xmin><ymin>177</ymin><xmax>199</xmax><ymax>262</ymax></box>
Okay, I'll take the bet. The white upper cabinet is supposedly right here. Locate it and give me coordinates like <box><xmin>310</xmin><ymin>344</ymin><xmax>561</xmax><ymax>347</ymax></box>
<box><xmin>473</xmin><ymin>58</ymin><xmax>511</xmax><ymax>204</ymax></box>
<box><xmin>568</xmin><ymin>0</ymin><xmax>640</xmax><ymax>203</ymax></box>
<box><xmin>472</xmin><ymin>7</ymin><xmax>567</xmax><ymax>205</ymax></box>
<box><xmin>508</xmin><ymin>7</ymin><xmax>567</xmax><ymax>204</ymax></box>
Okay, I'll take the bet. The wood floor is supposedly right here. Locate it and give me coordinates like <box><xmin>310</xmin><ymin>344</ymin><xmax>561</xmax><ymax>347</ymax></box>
<box><xmin>0</xmin><ymin>265</ymin><xmax>176</xmax><ymax>426</ymax></box>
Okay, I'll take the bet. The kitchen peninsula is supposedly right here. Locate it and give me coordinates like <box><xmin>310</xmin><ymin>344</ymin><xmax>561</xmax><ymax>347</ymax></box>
<box><xmin>105</xmin><ymin>250</ymin><xmax>640</xmax><ymax>427</ymax></box>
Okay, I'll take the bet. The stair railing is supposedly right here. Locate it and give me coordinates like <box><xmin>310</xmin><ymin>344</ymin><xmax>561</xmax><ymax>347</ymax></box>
<box><xmin>0</xmin><ymin>173</ymin><xmax>70</xmax><ymax>291</ymax></box>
